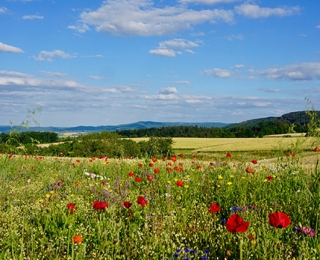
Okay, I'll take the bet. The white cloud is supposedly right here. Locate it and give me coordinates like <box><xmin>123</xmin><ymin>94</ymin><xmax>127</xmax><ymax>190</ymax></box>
<box><xmin>22</xmin><ymin>15</ymin><xmax>44</xmax><ymax>20</ymax></box>
<box><xmin>259</xmin><ymin>88</ymin><xmax>282</xmax><ymax>93</ymax></box>
<box><xmin>203</xmin><ymin>68</ymin><xmax>232</xmax><ymax>78</ymax></box>
<box><xmin>249</xmin><ymin>62</ymin><xmax>320</xmax><ymax>81</ymax></box>
<box><xmin>225</xmin><ymin>34</ymin><xmax>244</xmax><ymax>41</ymax></box>
<box><xmin>316</xmin><ymin>25</ymin><xmax>320</xmax><ymax>29</ymax></box>
<box><xmin>40</xmin><ymin>71</ymin><xmax>67</xmax><ymax>78</ymax></box>
<box><xmin>170</xmin><ymin>81</ymin><xmax>190</xmax><ymax>86</ymax></box>
<box><xmin>235</xmin><ymin>3</ymin><xmax>300</xmax><ymax>18</ymax></box>
<box><xmin>75</xmin><ymin>0</ymin><xmax>234</xmax><ymax>36</ymax></box>
<box><xmin>158</xmin><ymin>87</ymin><xmax>178</xmax><ymax>94</ymax></box>
<box><xmin>233</xmin><ymin>64</ymin><xmax>244</xmax><ymax>69</ymax></box>
<box><xmin>68</xmin><ymin>24</ymin><xmax>90</xmax><ymax>33</ymax></box>
<box><xmin>150</xmin><ymin>38</ymin><xmax>200</xmax><ymax>57</ymax></box>
<box><xmin>149</xmin><ymin>48</ymin><xmax>176</xmax><ymax>57</ymax></box>
<box><xmin>0</xmin><ymin>7</ymin><xmax>9</xmax><ymax>14</ymax></box>
<box><xmin>90</xmin><ymin>75</ymin><xmax>105</xmax><ymax>80</ymax></box>
<box><xmin>0</xmin><ymin>42</ymin><xmax>24</xmax><ymax>53</ymax></box>
<box><xmin>0</xmin><ymin>70</ymin><xmax>30</xmax><ymax>77</ymax></box>
<box><xmin>179</xmin><ymin>0</ymin><xmax>239</xmax><ymax>5</ymax></box>
<box><xmin>33</xmin><ymin>50</ymin><xmax>75</xmax><ymax>61</ymax></box>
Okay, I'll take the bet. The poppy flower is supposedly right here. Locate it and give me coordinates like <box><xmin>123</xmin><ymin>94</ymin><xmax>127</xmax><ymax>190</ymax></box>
<box><xmin>147</xmin><ymin>175</ymin><xmax>153</xmax><ymax>181</ymax></box>
<box><xmin>179</xmin><ymin>153</ymin><xmax>184</xmax><ymax>158</ymax></box>
<box><xmin>269</xmin><ymin>212</ymin><xmax>290</xmax><ymax>228</ymax></box>
<box><xmin>123</xmin><ymin>201</ymin><xmax>132</xmax><ymax>209</ymax></box>
<box><xmin>73</xmin><ymin>235</ymin><xmax>83</xmax><ymax>244</ymax></box>
<box><xmin>67</xmin><ymin>203</ymin><xmax>76</xmax><ymax>214</ymax></box>
<box><xmin>92</xmin><ymin>201</ymin><xmax>108</xmax><ymax>210</ymax></box>
<box><xmin>137</xmin><ymin>196</ymin><xmax>148</xmax><ymax>207</ymax></box>
<box><xmin>154</xmin><ymin>168</ymin><xmax>160</xmax><ymax>174</ymax></box>
<box><xmin>176</xmin><ymin>180</ymin><xmax>184</xmax><ymax>187</ymax></box>
<box><xmin>171</xmin><ymin>155</ymin><xmax>177</xmax><ymax>162</ymax></box>
<box><xmin>313</xmin><ymin>147</ymin><xmax>320</xmax><ymax>152</ymax></box>
<box><xmin>138</xmin><ymin>163</ymin><xmax>143</xmax><ymax>167</ymax></box>
<box><xmin>251</xmin><ymin>160</ymin><xmax>258</xmax><ymax>164</ymax></box>
<box><xmin>128</xmin><ymin>171</ymin><xmax>134</xmax><ymax>177</ymax></box>
<box><xmin>151</xmin><ymin>157</ymin><xmax>157</xmax><ymax>162</ymax></box>
<box><xmin>135</xmin><ymin>177</ymin><xmax>142</xmax><ymax>182</ymax></box>
<box><xmin>163</xmin><ymin>157</ymin><xmax>167</xmax><ymax>161</ymax></box>
<box><xmin>196</xmin><ymin>165</ymin><xmax>202</xmax><ymax>169</ymax></box>
<box><xmin>174</xmin><ymin>166</ymin><xmax>179</xmax><ymax>171</ymax></box>
<box><xmin>267</xmin><ymin>175</ymin><xmax>273</xmax><ymax>181</ymax></box>
<box><xmin>226</xmin><ymin>152</ymin><xmax>232</xmax><ymax>158</ymax></box>
<box><xmin>226</xmin><ymin>214</ymin><xmax>249</xmax><ymax>233</ymax></box>
<box><xmin>209</xmin><ymin>203</ymin><xmax>221</xmax><ymax>214</ymax></box>
<box><xmin>149</xmin><ymin>163</ymin><xmax>154</xmax><ymax>167</ymax></box>
<box><xmin>246</xmin><ymin>167</ymin><xmax>254</xmax><ymax>174</ymax></box>
<box><xmin>193</xmin><ymin>154</ymin><xmax>197</xmax><ymax>158</ymax></box>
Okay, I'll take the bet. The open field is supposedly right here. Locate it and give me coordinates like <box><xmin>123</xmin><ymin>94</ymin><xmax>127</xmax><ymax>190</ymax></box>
<box><xmin>129</xmin><ymin>137</ymin><xmax>318</xmax><ymax>152</ymax></box>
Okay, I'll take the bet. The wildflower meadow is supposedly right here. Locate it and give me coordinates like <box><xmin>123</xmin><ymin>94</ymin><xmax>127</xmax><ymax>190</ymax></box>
<box><xmin>0</xmin><ymin>148</ymin><xmax>319</xmax><ymax>259</ymax></box>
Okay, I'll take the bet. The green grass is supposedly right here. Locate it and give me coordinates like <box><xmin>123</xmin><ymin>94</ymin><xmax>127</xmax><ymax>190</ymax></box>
<box><xmin>0</xmin><ymin>149</ymin><xmax>319</xmax><ymax>259</ymax></box>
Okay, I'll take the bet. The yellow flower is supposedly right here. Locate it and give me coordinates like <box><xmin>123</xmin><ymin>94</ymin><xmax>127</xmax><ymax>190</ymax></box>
<box><xmin>174</xmin><ymin>178</ymin><xmax>178</xmax><ymax>182</ymax></box>
<box><xmin>167</xmin><ymin>180</ymin><xmax>171</xmax><ymax>184</ymax></box>
<box><xmin>185</xmin><ymin>175</ymin><xmax>190</xmax><ymax>178</ymax></box>
<box><xmin>218</xmin><ymin>175</ymin><xmax>223</xmax><ymax>179</ymax></box>
<box><xmin>39</xmin><ymin>199</ymin><xmax>43</xmax><ymax>203</ymax></box>
<box><xmin>216</xmin><ymin>184</ymin><xmax>221</xmax><ymax>187</ymax></box>
<box><xmin>227</xmin><ymin>182</ymin><xmax>232</xmax><ymax>185</ymax></box>
<box><xmin>263</xmin><ymin>179</ymin><xmax>267</xmax><ymax>182</ymax></box>
<box><xmin>70</xmin><ymin>194</ymin><xmax>75</xmax><ymax>197</ymax></box>
<box><xmin>241</xmin><ymin>176</ymin><xmax>246</xmax><ymax>179</ymax></box>
<box><xmin>50</xmin><ymin>190</ymin><xmax>55</xmax><ymax>194</ymax></box>
<box><xmin>230</xmin><ymin>175</ymin><xmax>234</xmax><ymax>178</ymax></box>
<box><xmin>45</xmin><ymin>194</ymin><xmax>50</xmax><ymax>198</ymax></box>
<box><xmin>184</xmin><ymin>185</ymin><xmax>189</xmax><ymax>188</ymax></box>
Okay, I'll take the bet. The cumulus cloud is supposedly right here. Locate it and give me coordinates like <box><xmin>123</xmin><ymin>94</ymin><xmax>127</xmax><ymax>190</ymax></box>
<box><xmin>233</xmin><ymin>64</ymin><xmax>244</xmax><ymax>69</ymax></box>
<box><xmin>150</xmin><ymin>38</ymin><xmax>200</xmax><ymax>57</ymax></box>
<box><xmin>157</xmin><ymin>87</ymin><xmax>178</xmax><ymax>94</ymax></box>
<box><xmin>0</xmin><ymin>42</ymin><xmax>24</xmax><ymax>53</ymax></box>
<box><xmin>235</xmin><ymin>3</ymin><xmax>300</xmax><ymax>18</ymax></box>
<box><xmin>33</xmin><ymin>50</ymin><xmax>75</xmax><ymax>61</ymax></box>
<box><xmin>249</xmin><ymin>62</ymin><xmax>320</xmax><ymax>81</ymax></box>
<box><xmin>22</xmin><ymin>15</ymin><xmax>44</xmax><ymax>20</ymax></box>
<box><xmin>74</xmin><ymin>0</ymin><xmax>234</xmax><ymax>36</ymax></box>
<box><xmin>203</xmin><ymin>68</ymin><xmax>232</xmax><ymax>78</ymax></box>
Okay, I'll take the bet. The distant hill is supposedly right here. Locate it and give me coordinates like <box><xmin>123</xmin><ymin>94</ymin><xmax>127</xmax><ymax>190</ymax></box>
<box><xmin>0</xmin><ymin>121</ymin><xmax>230</xmax><ymax>133</ymax></box>
<box><xmin>227</xmin><ymin>111</ymin><xmax>319</xmax><ymax>129</ymax></box>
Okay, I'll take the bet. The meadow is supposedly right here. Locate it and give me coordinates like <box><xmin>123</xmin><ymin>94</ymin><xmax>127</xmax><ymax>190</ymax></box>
<box><xmin>0</xmin><ymin>137</ymin><xmax>319</xmax><ymax>259</ymax></box>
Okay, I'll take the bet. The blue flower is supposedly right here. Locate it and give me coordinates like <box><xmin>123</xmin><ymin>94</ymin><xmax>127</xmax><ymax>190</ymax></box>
<box><xmin>184</xmin><ymin>248</ymin><xmax>190</xmax><ymax>253</ymax></box>
<box><xmin>203</xmin><ymin>249</ymin><xmax>210</xmax><ymax>254</ymax></box>
<box><xmin>176</xmin><ymin>249</ymin><xmax>181</xmax><ymax>253</ymax></box>
<box><xmin>173</xmin><ymin>253</ymin><xmax>179</xmax><ymax>258</ymax></box>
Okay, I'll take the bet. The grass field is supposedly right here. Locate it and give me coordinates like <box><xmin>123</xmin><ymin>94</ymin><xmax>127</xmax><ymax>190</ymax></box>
<box><xmin>1</xmin><ymin>137</ymin><xmax>320</xmax><ymax>259</ymax></box>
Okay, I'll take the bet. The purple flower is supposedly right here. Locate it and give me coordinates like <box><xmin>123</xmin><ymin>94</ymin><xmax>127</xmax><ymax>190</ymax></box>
<box><xmin>295</xmin><ymin>226</ymin><xmax>315</xmax><ymax>237</ymax></box>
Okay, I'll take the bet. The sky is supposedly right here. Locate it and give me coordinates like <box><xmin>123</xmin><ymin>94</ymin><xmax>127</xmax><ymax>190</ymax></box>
<box><xmin>1</xmin><ymin>0</ymin><xmax>320</xmax><ymax>127</ymax></box>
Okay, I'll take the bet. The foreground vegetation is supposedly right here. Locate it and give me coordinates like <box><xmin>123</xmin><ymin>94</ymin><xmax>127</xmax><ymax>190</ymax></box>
<box><xmin>0</xmin><ymin>146</ymin><xmax>319</xmax><ymax>259</ymax></box>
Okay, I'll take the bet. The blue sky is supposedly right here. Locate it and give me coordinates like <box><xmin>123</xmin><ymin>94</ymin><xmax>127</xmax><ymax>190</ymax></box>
<box><xmin>1</xmin><ymin>0</ymin><xmax>320</xmax><ymax>127</ymax></box>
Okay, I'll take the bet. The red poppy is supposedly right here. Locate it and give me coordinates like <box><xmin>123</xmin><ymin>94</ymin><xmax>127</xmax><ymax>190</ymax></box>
<box><xmin>151</xmin><ymin>157</ymin><xmax>157</xmax><ymax>162</ymax></box>
<box><xmin>149</xmin><ymin>163</ymin><xmax>154</xmax><ymax>167</ymax></box>
<box><xmin>128</xmin><ymin>171</ymin><xmax>134</xmax><ymax>177</ymax></box>
<box><xmin>313</xmin><ymin>147</ymin><xmax>320</xmax><ymax>152</ymax></box>
<box><xmin>209</xmin><ymin>203</ymin><xmax>221</xmax><ymax>214</ymax></box>
<box><xmin>8</xmin><ymin>154</ymin><xmax>13</xmax><ymax>159</ymax></box>
<box><xmin>285</xmin><ymin>152</ymin><xmax>291</xmax><ymax>157</ymax></box>
<box><xmin>226</xmin><ymin>152</ymin><xmax>232</xmax><ymax>158</ymax></box>
<box><xmin>179</xmin><ymin>153</ymin><xmax>184</xmax><ymax>158</ymax></box>
<box><xmin>226</xmin><ymin>214</ymin><xmax>249</xmax><ymax>233</ymax></box>
<box><xmin>268</xmin><ymin>212</ymin><xmax>291</xmax><ymax>228</ymax></box>
<box><xmin>137</xmin><ymin>196</ymin><xmax>148</xmax><ymax>207</ymax></box>
<box><xmin>267</xmin><ymin>175</ymin><xmax>273</xmax><ymax>181</ymax></box>
<box><xmin>171</xmin><ymin>155</ymin><xmax>177</xmax><ymax>162</ymax></box>
<box><xmin>174</xmin><ymin>166</ymin><xmax>179</xmax><ymax>171</ymax></box>
<box><xmin>147</xmin><ymin>175</ymin><xmax>153</xmax><ymax>181</ymax></box>
<box><xmin>196</xmin><ymin>165</ymin><xmax>202</xmax><ymax>169</ymax></box>
<box><xmin>163</xmin><ymin>157</ymin><xmax>167</xmax><ymax>161</ymax></box>
<box><xmin>176</xmin><ymin>180</ymin><xmax>184</xmax><ymax>187</ymax></box>
<box><xmin>166</xmin><ymin>167</ymin><xmax>172</xmax><ymax>172</ymax></box>
<box><xmin>246</xmin><ymin>167</ymin><xmax>254</xmax><ymax>174</ymax></box>
<box><xmin>251</xmin><ymin>160</ymin><xmax>258</xmax><ymax>164</ymax></box>
<box><xmin>67</xmin><ymin>203</ymin><xmax>76</xmax><ymax>214</ymax></box>
<box><xmin>92</xmin><ymin>201</ymin><xmax>108</xmax><ymax>210</ymax></box>
<box><xmin>135</xmin><ymin>177</ymin><xmax>142</xmax><ymax>182</ymax></box>
<box><xmin>73</xmin><ymin>235</ymin><xmax>83</xmax><ymax>244</ymax></box>
<box><xmin>154</xmin><ymin>168</ymin><xmax>160</xmax><ymax>174</ymax></box>
<box><xmin>123</xmin><ymin>201</ymin><xmax>132</xmax><ymax>209</ymax></box>
<box><xmin>193</xmin><ymin>154</ymin><xmax>197</xmax><ymax>158</ymax></box>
